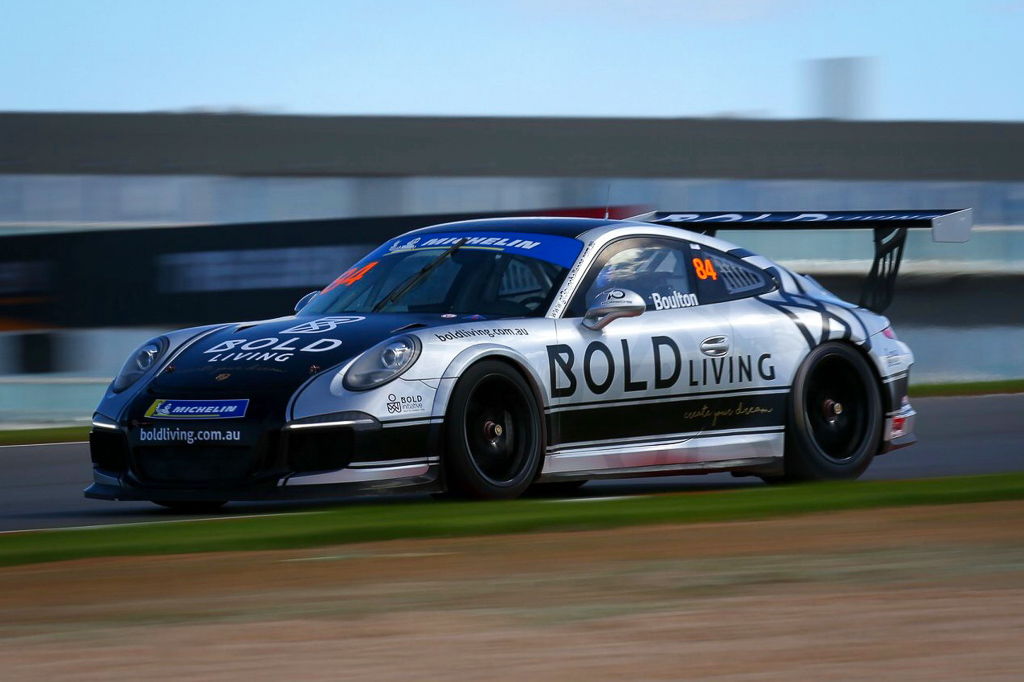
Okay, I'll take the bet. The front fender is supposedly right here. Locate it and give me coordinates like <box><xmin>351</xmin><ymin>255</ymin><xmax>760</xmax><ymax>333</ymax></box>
<box><xmin>430</xmin><ymin>344</ymin><xmax>550</xmax><ymax>421</ymax></box>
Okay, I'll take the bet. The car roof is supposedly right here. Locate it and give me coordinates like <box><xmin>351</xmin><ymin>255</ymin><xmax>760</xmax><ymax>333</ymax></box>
<box><xmin>408</xmin><ymin>216</ymin><xmax>617</xmax><ymax>238</ymax></box>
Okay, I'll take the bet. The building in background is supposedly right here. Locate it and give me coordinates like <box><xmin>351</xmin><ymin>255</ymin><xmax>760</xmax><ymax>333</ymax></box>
<box><xmin>1</xmin><ymin>113</ymin><xmax>1023</xmax><ymax>421</ymax></box>
<box><xmin>808</xmin><ymin>57</ymin><xmax>873</xmax><ymax>120</ymax></box>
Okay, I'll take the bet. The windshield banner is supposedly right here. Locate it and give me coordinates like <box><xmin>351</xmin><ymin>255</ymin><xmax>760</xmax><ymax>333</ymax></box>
<box><xmin>379</xmin><ymin>231</ymin><xmax>583</xmax><ymax>268</ymax></box>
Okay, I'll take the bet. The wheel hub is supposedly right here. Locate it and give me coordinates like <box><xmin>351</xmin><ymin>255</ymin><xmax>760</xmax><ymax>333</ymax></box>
<box><xmin>822</xmin><ymin>399</ymin><xmax>844</xmax><ymax>424</ymax></box>
<box><xmin>483</xmin><ymin>420</ymin><xmax>504</xmax><ymax>443</ymax></box>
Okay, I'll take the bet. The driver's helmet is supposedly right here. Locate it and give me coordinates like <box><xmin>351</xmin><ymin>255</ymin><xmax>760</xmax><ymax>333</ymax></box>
<box><xmin>594</xmin><ymin>247</ymin><xmax>650</xmax><ymax>289</ymax></box>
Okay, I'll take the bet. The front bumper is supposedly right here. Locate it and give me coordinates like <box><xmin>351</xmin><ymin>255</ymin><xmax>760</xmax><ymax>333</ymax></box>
<box><xmin>85</xmin><ymin>412</ymin><xmax>442</xmax><ymax>502</ymax></box>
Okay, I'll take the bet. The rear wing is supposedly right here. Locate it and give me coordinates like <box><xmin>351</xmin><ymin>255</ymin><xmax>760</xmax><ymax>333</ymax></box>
<box><xmin>627</xmin><ymin>209</ymin><xmax>973</xmax><ymax>313</ymax></box>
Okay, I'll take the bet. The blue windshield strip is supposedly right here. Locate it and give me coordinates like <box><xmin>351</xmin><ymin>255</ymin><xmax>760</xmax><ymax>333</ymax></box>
<box><xmin>380</xmin><ymin>231</ymin><xmax>583</xmax><ymax>268</ymax></box>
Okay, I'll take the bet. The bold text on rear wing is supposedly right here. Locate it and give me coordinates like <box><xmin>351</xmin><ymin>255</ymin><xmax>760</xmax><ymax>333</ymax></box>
<box><xmin>627</xmin><ymin>209</ymin><xmax>973</xmax><ymax>313</ymax></box>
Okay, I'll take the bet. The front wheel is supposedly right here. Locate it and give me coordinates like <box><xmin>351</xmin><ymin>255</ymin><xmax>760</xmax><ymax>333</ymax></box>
<box><xmin>443</xmin><ymin>360</ymin><xmax>544</xmax><ymax>500</ymax></box>
<box><xmin>776</xmin><ymin>342</ymin><xmax>882</xmax><ymax>482</ymax></box>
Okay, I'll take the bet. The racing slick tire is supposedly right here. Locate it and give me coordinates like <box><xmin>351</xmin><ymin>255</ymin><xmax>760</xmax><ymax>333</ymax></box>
<box><xmin>443</xmin><ymin>360</ymin><xmax>544</xmax><ymax>500</ymax></box>
<box><xmin>153</xmin><ymin>500</ymin><xmax>228</xmax><ymax>513</ymax></box>
<box><xmin>769</xmin><ymin>342</ymin><xmax>882</xmax><ymax>483</ymax></box>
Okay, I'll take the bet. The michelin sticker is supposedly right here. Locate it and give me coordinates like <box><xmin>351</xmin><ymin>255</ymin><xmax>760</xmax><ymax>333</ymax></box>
<box><xmin>145</xmin><ymin>398</ymin><xmax>249</xmax><ymax>419</ymax></box>
<box><xmin>378</xmin><ymin>231</ymin><xmax>583</xmax><ymax>268</ymax></box>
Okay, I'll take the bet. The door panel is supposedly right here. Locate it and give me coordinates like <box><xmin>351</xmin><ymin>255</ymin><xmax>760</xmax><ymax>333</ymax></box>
<box><xmin>541</xmin><ymin>236</ymin><xmax>796</xmax><ymax>475</ymax></box>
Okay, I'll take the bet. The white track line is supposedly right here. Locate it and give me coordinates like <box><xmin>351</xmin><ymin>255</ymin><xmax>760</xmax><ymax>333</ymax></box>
<box><xmin>0</xmin><ymin>510</ymin><xmax>326</xmax><ymax>535</ymax></box>
<box><xmin>0</xmin><ymin>441</ymin><xmax>88</xmax><ymax>449</ymax></box>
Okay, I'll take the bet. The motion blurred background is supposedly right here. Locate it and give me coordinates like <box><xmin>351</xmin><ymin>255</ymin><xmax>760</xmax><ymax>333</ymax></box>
<box><xmin>1</xmin><ymin>0</ymin><xmax>1022</xmax><ymax>424</ymax></box>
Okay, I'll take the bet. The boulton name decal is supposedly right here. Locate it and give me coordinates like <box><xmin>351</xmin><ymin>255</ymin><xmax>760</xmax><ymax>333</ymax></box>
<box><xmin>651</xmin><ymin>291</ymin><xmax>698</xmax><ymax>310</ymax></box>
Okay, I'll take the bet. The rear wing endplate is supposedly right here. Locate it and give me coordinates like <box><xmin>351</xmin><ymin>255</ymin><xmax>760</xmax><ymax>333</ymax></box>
<box><xmin>627</xmin><ymin>209</ymin><xmax>973</xmax><ymax>313</ymax></box>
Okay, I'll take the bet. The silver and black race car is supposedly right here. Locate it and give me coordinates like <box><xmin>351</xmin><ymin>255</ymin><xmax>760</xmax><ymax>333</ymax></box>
<box><xmin>87</xmin><ymin>209</ymin><xmax>972</xmax><ymax>509</ymax></box>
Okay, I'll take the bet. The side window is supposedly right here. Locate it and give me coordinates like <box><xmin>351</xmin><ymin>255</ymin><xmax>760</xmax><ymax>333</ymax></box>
<box><xmin>495</xmin><ymin>256</ymin><xmax>559</xmax><ymax>313</ymax></box>
<box><xmin>567</xmin><ymin>237</ymin><xmax>698</xmax><ymax>316</ymax></box>
<box><xmin>689</xmin><ymin>246</ymin><xmax>775</xmax><ymax>304</ymax></box>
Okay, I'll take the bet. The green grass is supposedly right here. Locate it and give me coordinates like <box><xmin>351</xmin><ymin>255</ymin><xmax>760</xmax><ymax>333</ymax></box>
<box><xmin>2</xmin><ymin>473</ymin><xmax>1023</xmax><ymax>568</ymax></box>
<box><xmin>0</xmin><ymin>425</ymin><xmax>90</xmax><ymax>445</ymax></box>
<box><xmin>909</xmin><ymin>378</ymin><xmax>1024</xmax><ymax>398</ymax></box>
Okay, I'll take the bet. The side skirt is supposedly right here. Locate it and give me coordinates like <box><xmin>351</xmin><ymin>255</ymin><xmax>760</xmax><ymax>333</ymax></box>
<box><xmin>537</xmin><ymin>428</ymin><xmax>785</xmax><ymax>481</ymax></box>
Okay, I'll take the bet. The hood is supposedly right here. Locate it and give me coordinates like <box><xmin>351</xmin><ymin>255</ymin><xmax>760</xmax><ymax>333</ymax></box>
<box><xmin>149</xmin><ymin>313</ymin><xmax>453</xmax><ymax>394</ymax></box>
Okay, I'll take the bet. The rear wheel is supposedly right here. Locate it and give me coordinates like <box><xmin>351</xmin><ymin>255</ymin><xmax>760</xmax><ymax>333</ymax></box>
<box><xmin>770</xmin><ymin>342</ymin><xmax>882</xmax><ymax>483</ymax></box>
<box><xmin>443</xmin><ymin>360</ymin><xmax>543</xmax><ymax>500</ymax></box>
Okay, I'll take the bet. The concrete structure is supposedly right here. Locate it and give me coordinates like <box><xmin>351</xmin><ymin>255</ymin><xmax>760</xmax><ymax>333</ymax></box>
<box><xmin>3</xmin><ymin>112</ymin><xmax>1024</xmax><ymax>181</ymax></box>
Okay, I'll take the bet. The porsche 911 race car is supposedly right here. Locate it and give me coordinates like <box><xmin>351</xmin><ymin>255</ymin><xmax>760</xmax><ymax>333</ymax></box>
<box><xmin>87</xmin><ymin>209</ymin><xmax>972</xmax><ymax>509</ymax></box>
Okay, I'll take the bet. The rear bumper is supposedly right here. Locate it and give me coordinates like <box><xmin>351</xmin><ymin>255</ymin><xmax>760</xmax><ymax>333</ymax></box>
<box><xmin>878</xmin><ymin>365</ymin><xmax>916</xmax><ymax>454</ymax></box>
<box><xmin>880</xmin><ymin>403</ymin><xmax>917</xmax><ymax>453</ymax></box>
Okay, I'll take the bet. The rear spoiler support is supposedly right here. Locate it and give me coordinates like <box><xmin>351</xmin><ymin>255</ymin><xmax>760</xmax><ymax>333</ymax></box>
<box><xmin>627</xmin><ymin>209</ymin><xmax>973</xmax><ymax>314</ymax></box>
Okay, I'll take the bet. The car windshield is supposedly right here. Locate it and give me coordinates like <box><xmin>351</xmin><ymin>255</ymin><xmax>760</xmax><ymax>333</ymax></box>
<box><xmin>303</xmin><ymin>231</ymin><xmax>584</xmax><ymax>317</ymax></box>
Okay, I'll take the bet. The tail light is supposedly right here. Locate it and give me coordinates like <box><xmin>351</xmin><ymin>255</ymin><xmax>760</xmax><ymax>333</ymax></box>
<box><xmin>881</xmin><ymin>327</ymin><xmax>897</xmax><ymax>340</ymax></box>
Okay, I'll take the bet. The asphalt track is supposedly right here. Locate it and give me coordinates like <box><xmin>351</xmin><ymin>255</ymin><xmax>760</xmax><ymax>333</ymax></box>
<box><xmin>1</xmin><ymin>394</ymin><xmax>1021</xmax><ymax>533</ymax></box>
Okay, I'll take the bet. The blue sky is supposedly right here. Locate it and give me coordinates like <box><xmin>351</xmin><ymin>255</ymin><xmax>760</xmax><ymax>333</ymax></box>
<box><xmin>1</xmin><ymin>0</ymin><xmax>1021</xmax><ymax>120</ymax></box>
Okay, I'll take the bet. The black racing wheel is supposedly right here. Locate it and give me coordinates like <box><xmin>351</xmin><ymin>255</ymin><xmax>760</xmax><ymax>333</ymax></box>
<box><xmin>443</xmin><ymin>360</ymin><xmax>544</xmax><ymax>499</ymax></box>
<box><xmin>771</xmin><ymin>342</ymin><xmax>882</xmax><ymax>483</ymax></box>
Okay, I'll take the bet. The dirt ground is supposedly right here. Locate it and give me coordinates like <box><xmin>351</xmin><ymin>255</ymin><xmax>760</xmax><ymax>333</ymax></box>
<box><xmin>2</xmin><ymin>500</ymin><xmax>1024</xmax><ymax>681</ymax></box>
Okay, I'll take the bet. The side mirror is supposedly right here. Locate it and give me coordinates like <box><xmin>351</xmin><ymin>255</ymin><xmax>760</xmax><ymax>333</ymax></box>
<box><xmin>583</xmin><ymin>288</ymin><xmax>646</xmax><ymax>330</ymax></box>
<box><xmin>294</xmin><ymin>290</ymin><xmax>318</xmax><ymax>313</ymax></box>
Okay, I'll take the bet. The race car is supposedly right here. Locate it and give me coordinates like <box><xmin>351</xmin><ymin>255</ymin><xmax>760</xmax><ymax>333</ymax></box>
<box><xmin>87</xmin><ymin>209</ymin><xmax>972</xmax><ymax>509</ymax></box>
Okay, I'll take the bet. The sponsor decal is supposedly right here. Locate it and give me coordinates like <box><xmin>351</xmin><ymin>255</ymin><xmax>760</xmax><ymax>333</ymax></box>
<box><xmin>392</xmin><ymin>235</ymin><xmax>541</xmax><ymax>251</ymax></box>
<box><xmin>890</xmin><ymin>416</ymin><xmax>908</xmax><ymax>438</ymax></box>
<box><xmin>380</xmin><ymin>231</ymin><xmax>583</xmax><ymax>268</ymax></box>
<box><xmin>322</xmin><ymin>262</ymin><xmax>378</xmax><ymax>293</ymax></box>
<box><xmin>434</xmin><ymin>327</ymin><xmax>529</xmax><ymax>342</ymax></box>
<box><xmin>551</xmin><ymin>391</ymin><xmax>785</xmax><ymax>445</ymax></box>
<box><xmin>138</xmin><ymin>426</ymin><xmax>242</xmax><ymax>444</ymax></box>
<box><xmin>654</xmin><ymin>212</ymin><xmax>942</xmax><ymax>223</ymax></box>
<box><xmin>281</xmin><ymin>316</ymin><xmax>365</xmax><ymax>334</ymax></box>
<box><xmin>651</xmin><ymin>290</ymin><xmax>698</xmax><ymax>310</ymax></box>
<box><xmin>385</xmin><ymin>393</ymin><xmax>426</xmax><ymax>414</ymax></box>
<box><xmin>546</xmin><ymin>338</ymin><xmax>775</xmax><ymax>398</ymax></box>
<box><xmin>145</xmin><ymin>398</ymin><xmax>249</xmax><ymax>420</ymax></box>
<box><xmin>550</xmin><ymin>239</ymin><xmax>595</xmax><ymax>318</ymax></box>
<box><xmin>203</xmin><ymin>336</ymin><xmax>343</xmax><ymax>363</ymax></box>
<box><xmin>691</xmin><ymin>257</ymin><xmax>719</xmax><ymax>281</ymax></box>
<box><xmin>683</xmin><ymin>401</ymin><xmax>775</xmax><ymax>428</ymax></box>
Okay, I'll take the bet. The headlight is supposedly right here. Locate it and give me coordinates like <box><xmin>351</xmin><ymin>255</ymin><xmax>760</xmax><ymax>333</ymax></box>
<box><xmin>342</xmin><ymin>335</ymin><xmax>421</xmax><ymax>391</ymax></box>
<box><xmin>112</xmin><ymin>337</ymin><xmax>168</xmax><ymax>393</ymax></box>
